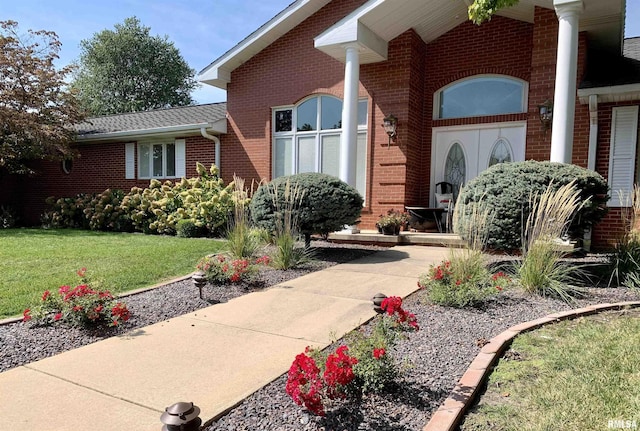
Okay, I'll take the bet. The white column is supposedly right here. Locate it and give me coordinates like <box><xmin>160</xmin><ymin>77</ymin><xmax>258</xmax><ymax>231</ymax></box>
<box><xmin>550</xmin><ymin>0</ymin><xmax>583</xmax><ymax>164</ymax></box>
<box><xmin>339</xmin><ymin>43</ymin><xmax>360</xmax><ymax>186</ymax></box>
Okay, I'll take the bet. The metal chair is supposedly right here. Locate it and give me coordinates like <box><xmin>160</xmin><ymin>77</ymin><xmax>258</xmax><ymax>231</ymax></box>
<box><xmin>435</xmin><ymin>181</ymin><xmax>454</xmax><ymax>232</ymax></box>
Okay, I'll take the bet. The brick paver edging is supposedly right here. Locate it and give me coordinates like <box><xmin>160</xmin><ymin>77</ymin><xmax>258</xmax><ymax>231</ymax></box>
<box><xmin>422</xmin><ymin>301</ymin><xmax>640</xmax><ymax>431</ymax></box>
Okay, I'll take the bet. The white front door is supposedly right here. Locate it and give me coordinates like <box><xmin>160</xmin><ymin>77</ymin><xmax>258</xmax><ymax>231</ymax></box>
<box><xmin>431</xmin><ymin>122</ymin><xmax>527</xmax><ymax>205</ymax></box>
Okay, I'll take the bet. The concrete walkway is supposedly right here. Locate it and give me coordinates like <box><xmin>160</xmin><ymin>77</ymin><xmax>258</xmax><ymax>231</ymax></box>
<box><xmin>0</xmin><ymin>246</ymin><xmax>449</xmax><ymax>431</ymax></box>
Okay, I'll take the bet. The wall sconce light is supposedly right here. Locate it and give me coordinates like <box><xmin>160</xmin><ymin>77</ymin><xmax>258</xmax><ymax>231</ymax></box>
<box><xmin>381</xmin><ymin>114</ymin><xmax>397</xmax><ymax>147</ymax></box>
<box><xmin>538</xmin><ymin>100</ymin><xmax>553</xmax><ymax>131</ymax></box>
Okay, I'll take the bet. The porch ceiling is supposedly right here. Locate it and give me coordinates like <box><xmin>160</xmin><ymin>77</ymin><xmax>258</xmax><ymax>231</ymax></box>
<box><xmin>199</xmin><ymin>0</ymin><xmax>625</xmax><ymax>89</ymax></box>
<box><xmin>315</xmin><ymin>0</ymin><xmax>625</xmax><ymax>63</ymax></box>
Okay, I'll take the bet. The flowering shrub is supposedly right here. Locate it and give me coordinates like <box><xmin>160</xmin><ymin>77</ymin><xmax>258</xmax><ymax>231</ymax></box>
<box><xmin>23</xmin><ymin>268</ymin><xmax>130</xmax><ymax>328</ymax></box>
<box><xmin>418</xmin><ymin>251</ymin><xmax>509</xmax><ymax>307</ymax></box>
<box><xmin>285</xmin><ymin>346</ymin><xmax>358</xmax><ymax>416</ymax></box>
<box><xmin>286</xmin><ymin>297</ymin><xmax>419</xmax><ymax>415</ymax></box>
<box><xmin>196</xmin><ymin>254</ymin><xmax>271</xmax><ymax>284</ymax></box>
<box><xmin>381</xmin><ymin>296</ymin><xmax>419</xmax><ymax>330</ymax></box>
<box><xmin>285</xmin><ymin>348</ymin><xmax>326</xmax><ymax>416</ymax></box>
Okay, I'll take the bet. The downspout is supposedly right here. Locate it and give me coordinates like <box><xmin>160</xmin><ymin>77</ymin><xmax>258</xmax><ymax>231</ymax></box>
<box><xmin>584</xmin><ymin>94</ymin><xmax>598</xmax><ymax>252</ymax></box>
<box><xmin>587</xmin><ymin>94</ymin><xmax>598</xmax><ymax>171</ymax></box>
<box><xmin>200</xmin><ymin>127</ymin><xmax>221</xmax><ymax>177</ymax></box>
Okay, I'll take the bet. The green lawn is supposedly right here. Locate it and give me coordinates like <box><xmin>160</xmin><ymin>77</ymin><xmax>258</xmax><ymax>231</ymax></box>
<box><xmin>461</xmin><ymin>310</ymin><xmax>640</xmax><ymax>430</ymax></box>
<box><xmin>0</xmin><ymin>229</ymin><xmax>224</xmax><ymax>318</ymax></box>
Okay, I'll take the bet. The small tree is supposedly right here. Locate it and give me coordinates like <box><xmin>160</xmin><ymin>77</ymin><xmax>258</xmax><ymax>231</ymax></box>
<box><xmin>251</xmin><ymin>173</ymin><xmax>363</xmax><ymax>246</ymax></box>
<box><xmin>0</xmin><ymin>20</ymin><xmax>84</xmax><ymax>174</ymax></box>
<box><xmin>72</xmin><ymin>17</ymin><xmax>197</xmax><ymax>115</ymax></box>
<box><xmin>468</xmin><ymin>0</ymin><xmax>520</xmax><ymax>24</ymax></box>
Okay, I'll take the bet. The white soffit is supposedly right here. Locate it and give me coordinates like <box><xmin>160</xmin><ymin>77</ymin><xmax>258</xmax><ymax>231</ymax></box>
<box><xmin>199</xmin><ymin>0</ymin><xmax>624</xmax><ymax>86</ymax></box>
<box><xmin>315</xmin><ymin>0</ymin><xmax>623</xmax><ymax>63</ymax></box>
<box><xmin>198</xmin><ymin>0</ymin><xmax>332</xmax><ymax>89</ymax></box>
<box><xmin>578</xmin><ymin>84</ymin><xmax>640</xmax><ymax>104</ymax></box>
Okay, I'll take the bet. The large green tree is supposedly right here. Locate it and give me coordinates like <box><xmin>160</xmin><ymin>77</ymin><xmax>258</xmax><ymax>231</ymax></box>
<box><xmin>468</xmin><ymin>0</ymin><xmax>519</xmax><ymax>24</ymax></box>
<box><xmin>0</xmin><ymin>20</ymin><xmax>84</xmax><ymax>175</ymax></box>
<box><xmin>72</xmin><ymin>17</ymin><xmax>197</xmax><ymax>116</ymax></box>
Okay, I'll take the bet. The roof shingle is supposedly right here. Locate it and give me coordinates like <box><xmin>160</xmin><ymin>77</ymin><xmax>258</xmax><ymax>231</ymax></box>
<box><xmin>580</xmin><ymin>37</ymin><xmax>640</xmax><ymax>89</ymax></box>
<box><xmin>76</xmin><ymin>102</ymin><xmax>227</xmax><ymax>135</ymax></box>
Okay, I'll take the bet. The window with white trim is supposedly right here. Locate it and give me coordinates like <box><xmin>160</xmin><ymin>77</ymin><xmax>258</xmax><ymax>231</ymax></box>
<box><xmin>273</xmin><ymin>95</ymin><xmax>368</xmax><ymax>198</ymax></box>
<box><xmin>125</xmin><ymin>139</ymin><xmax>186</xmax><ymax>180</ymax></box>
<box><xmin>435</xmin><ymin>75</ymin><xmax>527</xmax><ymax>119</ymax></box>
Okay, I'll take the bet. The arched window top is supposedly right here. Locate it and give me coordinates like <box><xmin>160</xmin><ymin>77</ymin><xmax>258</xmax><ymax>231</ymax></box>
<box><xmin>435</xmin><ymin>75</ymin><xmax>527</xmax><ymax>119</ymax></box>
<box><xmin>488</xmin><ymin>138</ymin><xmax>513</xmax><ymax>167</ymax></box>
<box><xmin>274</xmin><ymin>95</ymin><xmax>367</xmax><ymax>133</ymax></box>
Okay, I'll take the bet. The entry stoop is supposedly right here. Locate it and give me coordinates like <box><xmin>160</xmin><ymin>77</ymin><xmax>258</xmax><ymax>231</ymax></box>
<box><xmin>328</xmin><ymin>231</ymin><xmax>465</xmax><ymax>248</ymax></box>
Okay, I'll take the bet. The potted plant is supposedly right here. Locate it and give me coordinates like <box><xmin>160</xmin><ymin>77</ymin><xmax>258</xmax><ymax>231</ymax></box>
<box><xmin>376</xmin><ymin>209</ymin><xmax>408</xmax><ymax>235</ymax></box>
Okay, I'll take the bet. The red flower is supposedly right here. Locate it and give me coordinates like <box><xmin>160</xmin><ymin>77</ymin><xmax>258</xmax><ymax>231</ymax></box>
<box><xmin>286</xmin><ymin>351</ymin><xmax>325</xmax><ymax>416</ymax></box>
<box><xmin>59</xmin><ymin>285</ymin><xmax>70</xmax><ymax>295</ymax></box>
<box><xmin>22</xmin><ymin>309</ymin><xmax>32</xmax><ymax>322</ymax></box>
<box><xmin>77</xmin><ymin>267</ymin><xmax>87</xmax><ymax>278</ymax></box>
<box><xmin>94</xmin><ymin>305</ymin><xmax>103</xmax><ymax>313</ymax></box>
<box><xmin>73</xmin><ymin>305</ymin><xmax>83</xmax><ymax>312</ymax></box>
<box><xmin>42</xmin><ymin>290</ymin><xmax>50</xmax><ymax>301</ymax></box>
<box><xmin>373</xmin><ymin>348</ymin><xmax>386</xmax><ymax>359</ymax></box>
<box><xmin>111</xmin><ymin>303</ymin><xmax>130</xmax><ymax>322</ymax></box>
<box><xmin>496</xmin><ymin>286</ymin><xmax>503</xmax><ymax>291</ymax></box>
<box><xmin>381</xmin><ymin>296</ymin><xmax>403</xmax><ymax>315</ymax></box>
<box><xmin>455</xmin><ymin>279</ymin><xmax>462</xmax><ymax>286</ymax></box>
<box><xmin>54</xmin><ymin>313</ymin><xmax>62</xmax><ymax>321</ymax></box>
<box><xmin>433</xmin><ymin>267</ymin><xmax>444</xmax><ymax>280</ymax></box>
<box><xmin>229</xmin><ymin>273</ymin><xmax>241</xmax><ymax>283</ymax></box>
<box><xmin>324</xmin><ymin>345</ymin><xmax>358</xmax><ymax>396</ymax></box>
<box><xmin>256</xmin><ymin>255</ymin><xmax>270</xmax><ymax>265</ymax></box>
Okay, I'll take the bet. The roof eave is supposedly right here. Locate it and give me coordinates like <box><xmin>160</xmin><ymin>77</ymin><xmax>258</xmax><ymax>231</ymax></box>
<box><xmin>578</xmin><ymin>83</ymin><xmax>640</xmax><ymax>104</ymax></box>
<box><xmin>76</xmin><ymin>120</ymin><xmax>227</xmax><ymax>143</ymax></box>
<box><xmin>197</xmin><ymin>0</ymin><xmax>332</xmax><ymax>90</ymax></box>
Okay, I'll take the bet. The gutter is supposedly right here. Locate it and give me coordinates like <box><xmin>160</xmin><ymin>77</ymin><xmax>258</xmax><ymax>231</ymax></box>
<box><xmin>200</xmin><ymin>127</ymin><xmax>221</xmax><ymax>176</ymax></box>
<box><xmin>76</xmin><ymin>122</ymin><xmax>221</xmax><ymax>142</ymax></box>
<box><xmin>577</xmin><ymin>83</ymin><xmax>640</xmax><ymax>104</ymax></box>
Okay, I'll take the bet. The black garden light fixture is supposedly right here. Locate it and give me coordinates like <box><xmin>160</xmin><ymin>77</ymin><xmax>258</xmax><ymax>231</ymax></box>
<box><xmin>381</xmin><ymin>114</ymin><xmax>398</xmax><ymax>147</ymax></box>
<box><xmin>161</xmin><ymin>402</ymin><xmax>202</xmax><ymax>431</ymax></box>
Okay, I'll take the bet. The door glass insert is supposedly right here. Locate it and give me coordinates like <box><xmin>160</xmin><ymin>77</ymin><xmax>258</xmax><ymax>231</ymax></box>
<box><xmin>444</xmin><ymin>142</ymin><xmax>466</xmax><ymax>192</ymax></box>
<box><xmin>488</xmin><ymin>138</ymin><xmax>512</xmax><ymax>167</ymax></box>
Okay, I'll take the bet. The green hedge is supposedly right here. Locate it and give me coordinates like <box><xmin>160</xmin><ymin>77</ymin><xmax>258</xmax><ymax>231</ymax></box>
<box><xmin>453</xmin><ymin>161</ymin><xmax>609</xmax><ymax>250</ymax></box>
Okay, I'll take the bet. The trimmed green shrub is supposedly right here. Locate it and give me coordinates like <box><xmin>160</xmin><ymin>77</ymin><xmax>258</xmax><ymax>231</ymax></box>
<box><xmin>250</xmin><ymin>173</ymin><xmax>363</xmax><ymax>243</ymax></box>
<box><xmin>453</xmin><ymin>161</ymin><xmax>609</xmax><ymax>251</ymax></box>
<box><xmin>176</xmin><ymin>219</ymin><xmax>203</xmax><ymax>238</ymax></box>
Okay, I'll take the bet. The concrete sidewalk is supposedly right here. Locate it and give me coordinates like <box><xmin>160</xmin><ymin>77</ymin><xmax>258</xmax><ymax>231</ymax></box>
<box><xmin>0</xmin><ymin>246</ymin><xmax>449</xmax><ymax>431</ymax></box>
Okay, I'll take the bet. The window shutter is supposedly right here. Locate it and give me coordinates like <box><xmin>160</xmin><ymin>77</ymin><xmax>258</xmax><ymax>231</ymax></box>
<box><xmin>608</xmin><ymin>106</ymin><xmax>639</xmax><ymax>207</ymax></box>
<box><xmin>175</xmin><ymin>139</ymin><xmax>186</xmax><ymax>178</ymax></box>
<box><xmin>125</xmin><ymin>143</ymin><xmax>135</xmax><ymax>179</ymax></box>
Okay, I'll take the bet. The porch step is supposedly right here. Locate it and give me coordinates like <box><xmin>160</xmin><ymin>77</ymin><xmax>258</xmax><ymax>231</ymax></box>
<box><xmin>328</xmin><ymin>230</ymin><xmax>465</xmax><ymax>248</ymax></box>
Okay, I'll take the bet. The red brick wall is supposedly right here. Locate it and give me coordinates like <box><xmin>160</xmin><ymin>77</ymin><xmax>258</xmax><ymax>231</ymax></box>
<box><xmin>423</xmin><ymin>14</ymin><xmax>534</xmax><ymax>206</ymax></box>
<box><xmin>591</xmin><ymin>102</ymin><xmax>640</xmax><ymax>248</ymax></box>
<box><xmin>15</xmin><ymin>136</ymin><xmax>218</xmax><ymax>225</ymax></box>
<box><xmin>224</xmin><ymin>0</ymin><xmax>369</xmax><ymax>186</ymax></box>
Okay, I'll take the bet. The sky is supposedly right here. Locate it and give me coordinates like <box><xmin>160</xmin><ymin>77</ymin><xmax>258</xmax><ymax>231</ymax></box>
<box><xmin>3</xmin><ymin>0</ymin><xmax>640</xmax><ymax>105</ymax></box>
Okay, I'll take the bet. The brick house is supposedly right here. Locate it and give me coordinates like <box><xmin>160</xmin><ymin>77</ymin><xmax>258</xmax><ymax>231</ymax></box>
<box><xmin>6</xmin><ymin>0</ymin><xmax>640</xmax><ymax>248</ymax></box>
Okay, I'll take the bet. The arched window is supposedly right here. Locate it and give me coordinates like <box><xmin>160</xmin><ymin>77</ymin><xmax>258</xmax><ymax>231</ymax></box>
<box><xmin>444</xmin><ymin>142</ymin><xmax>466</xmax><ymax>190</ymax></box>
<box><xmin>488</xmin><ymin>138</ymin><xmax>513</xmax><ymax>167</ymax></box>
<box><xmin>273</xmin><ymin>95</ymin><xmax>368</xmax><ymax>198</ymax></box>
<box><xmin>435</xmin><ymin>75</ymin><xmax>527</xmax><ymax>119</ymax></box>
